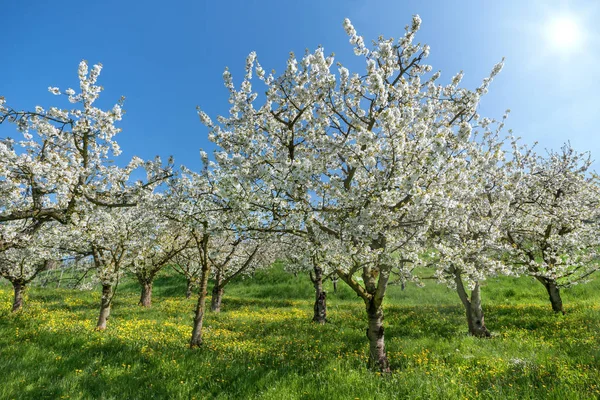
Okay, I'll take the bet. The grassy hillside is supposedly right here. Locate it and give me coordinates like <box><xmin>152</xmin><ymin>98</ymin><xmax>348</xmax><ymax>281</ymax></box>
<box><xmin>0</xmin><ymin>267</ymin><xmax>599</xmax><ymax>399</ymax></box>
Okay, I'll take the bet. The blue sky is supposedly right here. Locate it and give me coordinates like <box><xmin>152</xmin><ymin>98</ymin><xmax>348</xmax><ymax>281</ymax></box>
<box><xmin>2</xmin><ymin>0</ymin><xmax>599</xmax><ymax>170</ymax></box>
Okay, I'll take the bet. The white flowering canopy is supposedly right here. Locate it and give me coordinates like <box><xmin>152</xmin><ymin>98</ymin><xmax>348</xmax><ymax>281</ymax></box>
<box><xmin>0</xmin><ymin>62</ymin><xmax>126</xmax><ymax>227</ymax></box>
<box><xmin>0</xmin><ymin>223</ymin><xmax>62</xmax><ymax>285</ymax></box>
<box><xmin>198</xmin><ymin>16</ymin><xmax>506</xmax><ymax>284</ymax></box>
<box><xmin>1</xmin><ymin>61</ymin><xmax>172</xmax><ymax>287</ymax></box>
<box><xmin>431</xmin><ymin>121</ymin><xmax>518</xmax><ymax>289</ymax></box>
<box><xmin>505</xmin><ymin>145</ymin><xmax>600</xmax><ymax>286</ymax></box>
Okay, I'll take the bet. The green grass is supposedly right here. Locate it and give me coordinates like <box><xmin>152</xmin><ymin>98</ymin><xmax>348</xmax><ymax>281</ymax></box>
<box><xmin>0</xmin><ymin>268</ymin><xmax>599</xmax><ymax>399</ymax></box>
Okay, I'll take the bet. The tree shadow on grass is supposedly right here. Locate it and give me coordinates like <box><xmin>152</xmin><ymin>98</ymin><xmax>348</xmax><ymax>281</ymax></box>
<box><xmin>383</xmin><ymin>304</ymin><xmax>465</xmax><ymax>340</ymax></box>
<box><xmin>217</xmin><ymin>296</ymin><xmax>298</xmax><ymax>311</ymax></box>
<box><xmin>381</xmin><ymin>302</ymin><xmax>598</xmax><ymax>342</ymax></box>
<box><xmin>0</xmin><ymin>330</ymin><xmax>158</xmax><ymax>399</ymax></box>
<box><xmin>0</xmin><ymin>325</ymin><xmax>372</xmax><ymax>400</ymax></box>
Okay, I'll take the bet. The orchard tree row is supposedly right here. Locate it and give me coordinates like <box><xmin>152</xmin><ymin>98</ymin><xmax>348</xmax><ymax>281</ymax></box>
<box><xmin>1</xmin><ymin>16</ymin><xmax>599</xmax><ymax>372</ymax></box>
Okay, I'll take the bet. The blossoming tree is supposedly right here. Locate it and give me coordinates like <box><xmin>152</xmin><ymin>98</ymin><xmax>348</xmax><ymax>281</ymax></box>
<box><xmin>430</xmin><ymin>123</ymin><xmax>517</xmax><ymax>337</ymax></box>
<box><xmin>281</xmin><ymin>228</ymin><xmax>337</xmax><ymax>324</ymax></box>
<box><xmin>164</xmin><ymin>166</ymin><xmax>231</xmax><ymax>347</ymax></box>
<box><xmin>129</xmin><ymin>197</ymin><xmax>192</xmax><ymax>307</ymax></box>
<box><xmin>0</xmin><ymin>61</ymin><xmax>170</xmax><ymax>314</ymax></box>
<box><xmin>62</xmin><ymin>196</ymin><xmax>156</xmax><ymax>329</ymax></box>
<box><xmin>207</xmin><ymin>231</ymin><xmax>276</xmax><ymax>313</ymax></box>
<box><xmin>0</xmin><ymin>62</ymin><xmax>126</xmax><ymax>237</ymax></box>
<box><xmin>172</xmin><ymin>248</ymin><xmax>204</xmax><ymax>299</ymax></box>
<box><xmin>197</xmin><ymin>15</ymin><xmax>505</xmax><ymax>371</ymax></box>
<box><xmin>504</xmin><ymin>145</ymin><xmax>600</xmax><ymax>313</ymax></box>
<box><xmin>0</xmin><ymin>223</ymin><xmax>62</xmax><ymax>312</ymax></box>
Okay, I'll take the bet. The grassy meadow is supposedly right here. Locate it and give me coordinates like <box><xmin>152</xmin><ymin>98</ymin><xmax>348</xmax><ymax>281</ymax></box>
<box><xmin>0</xmin><ymin>266</ymin><xmax>599</xmax><ymax>399</ymax></box>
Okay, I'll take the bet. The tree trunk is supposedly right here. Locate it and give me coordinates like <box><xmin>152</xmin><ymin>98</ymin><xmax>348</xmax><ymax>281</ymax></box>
<box><xmin>11</xmin><ymin>281</ymin><xmax>25</xmax><ymax>312</ymax></box>
<box><xmin>454</xmin><ymin>275</ymin><xmax>491</xmax><ymax>338</ymax></box>
<box><xmin>96</xmin><ymin>284</ymin><xmax>113</xmax><ymax>331</ymax></box>
<box><xmin>314</xmin><ymin>291</ymin><xmax>327</xmax><ymax>324</ymax></box>
<box><xmin>138</xmin><ymin>279</ymin><xmax>153</xmax><ymax>307</ymax></box>
<box><xmin>311</xmin><ymin>266</ymin><xmax>327</xmax><ymax>324</ymax></box>
<box><xmin>186</xmin><ymin>278</ymin><xmax>193</xmax><ymax>299</ymax></box>
<box><xmin>190</xmin><ymin>263</ymin><xmax>211</xmax><ymax>348</ymax></box>
<box><xmin>466</xmin><ymin>283</ymin><xmax>491</xmax><ymax>338</ymax></box>
<box><xmin>536</xmin><ymin>276</ymin><xmax>565</xmax><ymax>314</ymax></box>
<box><xmin>337</xmin><ymin>265</ymin><xmax>391</xmax><ymax>373</ymax></box>
<box><xmin>210</xmin><ymin>270</ymin><xmax>224</xmax><ymax>313</ymax></box>
<box><xmin>366</xmin><ymin>299</ymin><xmax>390</xmax><ymax>372</ymax></box>
<box><xmin>210</xmin><ymin>285</ymin><xmax>224</xmax><ymax>312</ymax></box>
<box><xmin>332</xmin><ymin>275</ymin><xmax>338</xmax><ymax>293</ymax></box>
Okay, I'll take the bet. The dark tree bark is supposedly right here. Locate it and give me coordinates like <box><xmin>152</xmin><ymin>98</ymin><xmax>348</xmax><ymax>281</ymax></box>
<box><xmin>185</xmin><ymin>278</ymin><xmax>193</xmax><ymax>299</ymax></box>
<box><xmin>96</xmin><ymin>283</ymin><xmax>113</xmax><ymax>330</ymax></box>
<box><xmin>11</xmin><ymin>281</ymin><xmax>25</xmax><ymax>312</ymax></box>
<box><xmin>332</xmin><ymin>275</ymin><xmax>338</xmax><ymax>293</ymax></box>
<box><xmin>190</xmin><ymin>231</ymin><xmax>211</xmax><ymax>348</ymax></box>
<box><xmin>454</xmin><ymin>274</ymin><xmax>491</xmax><ymax>338</ymax></box>
<box><xmin>138</xmin><ymin>279</ymin><xmax>153</xmax><ymax>307</ymax></box>
<box><xmin>7</xmin><ymin>260</ymin><xmax>52</xmax><ymax>312</ymax></box>
<box><xmin>310</xmin><ymin>266</ymin><xmax>327</xmax><ymax>324</ymax></box>
<box><xmin>536</xmin><ymin>276</ymin><xmax>565</xmax><ymax>314</ymax></box>
<box><xmin>210</xmin><ymin>285</ymin><xmax>224</xmax><ymax>313</ymax></box>
<box><xmin>190</xmin><ymin>262</ymin><xmax>210</xmax><ymax>347</ymax></box>
<box><xmin>210</xmin><ymin>270</ymin><xmax>224</xmax><ymax>313</ymax></box>
<box><xmin>314</xmin><ymin>291</ymin><xmax>327</xmax><ymax>324</ymax></box>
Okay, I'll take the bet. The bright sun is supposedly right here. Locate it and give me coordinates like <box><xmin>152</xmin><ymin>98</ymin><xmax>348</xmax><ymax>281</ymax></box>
<box><xmin>545</xmin><ymin>15</ymin><xmax>584</xmax><ymax>51</ymax></box>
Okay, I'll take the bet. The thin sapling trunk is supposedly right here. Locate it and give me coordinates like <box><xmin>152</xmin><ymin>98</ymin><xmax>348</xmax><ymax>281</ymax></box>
<box><xmin>190</xmin><ymin>232</ymin><xmax>211</xmax><ymax>348</ymax></box>
<box><xmin>310</xmin><ymin>265</ymin><xmax>327</xmax><ymax>324</ymax></box>
<box><xmin>190</xmin><ymin>262</ymin><xmax>210</xmax><ymax>347</ymax></box>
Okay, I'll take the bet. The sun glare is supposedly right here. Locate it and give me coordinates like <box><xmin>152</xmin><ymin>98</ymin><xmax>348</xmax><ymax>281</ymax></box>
<box><xmin>544</xmin><ymin>15</ymin><xmax>584</xmax><ymax>51</ymax></box>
